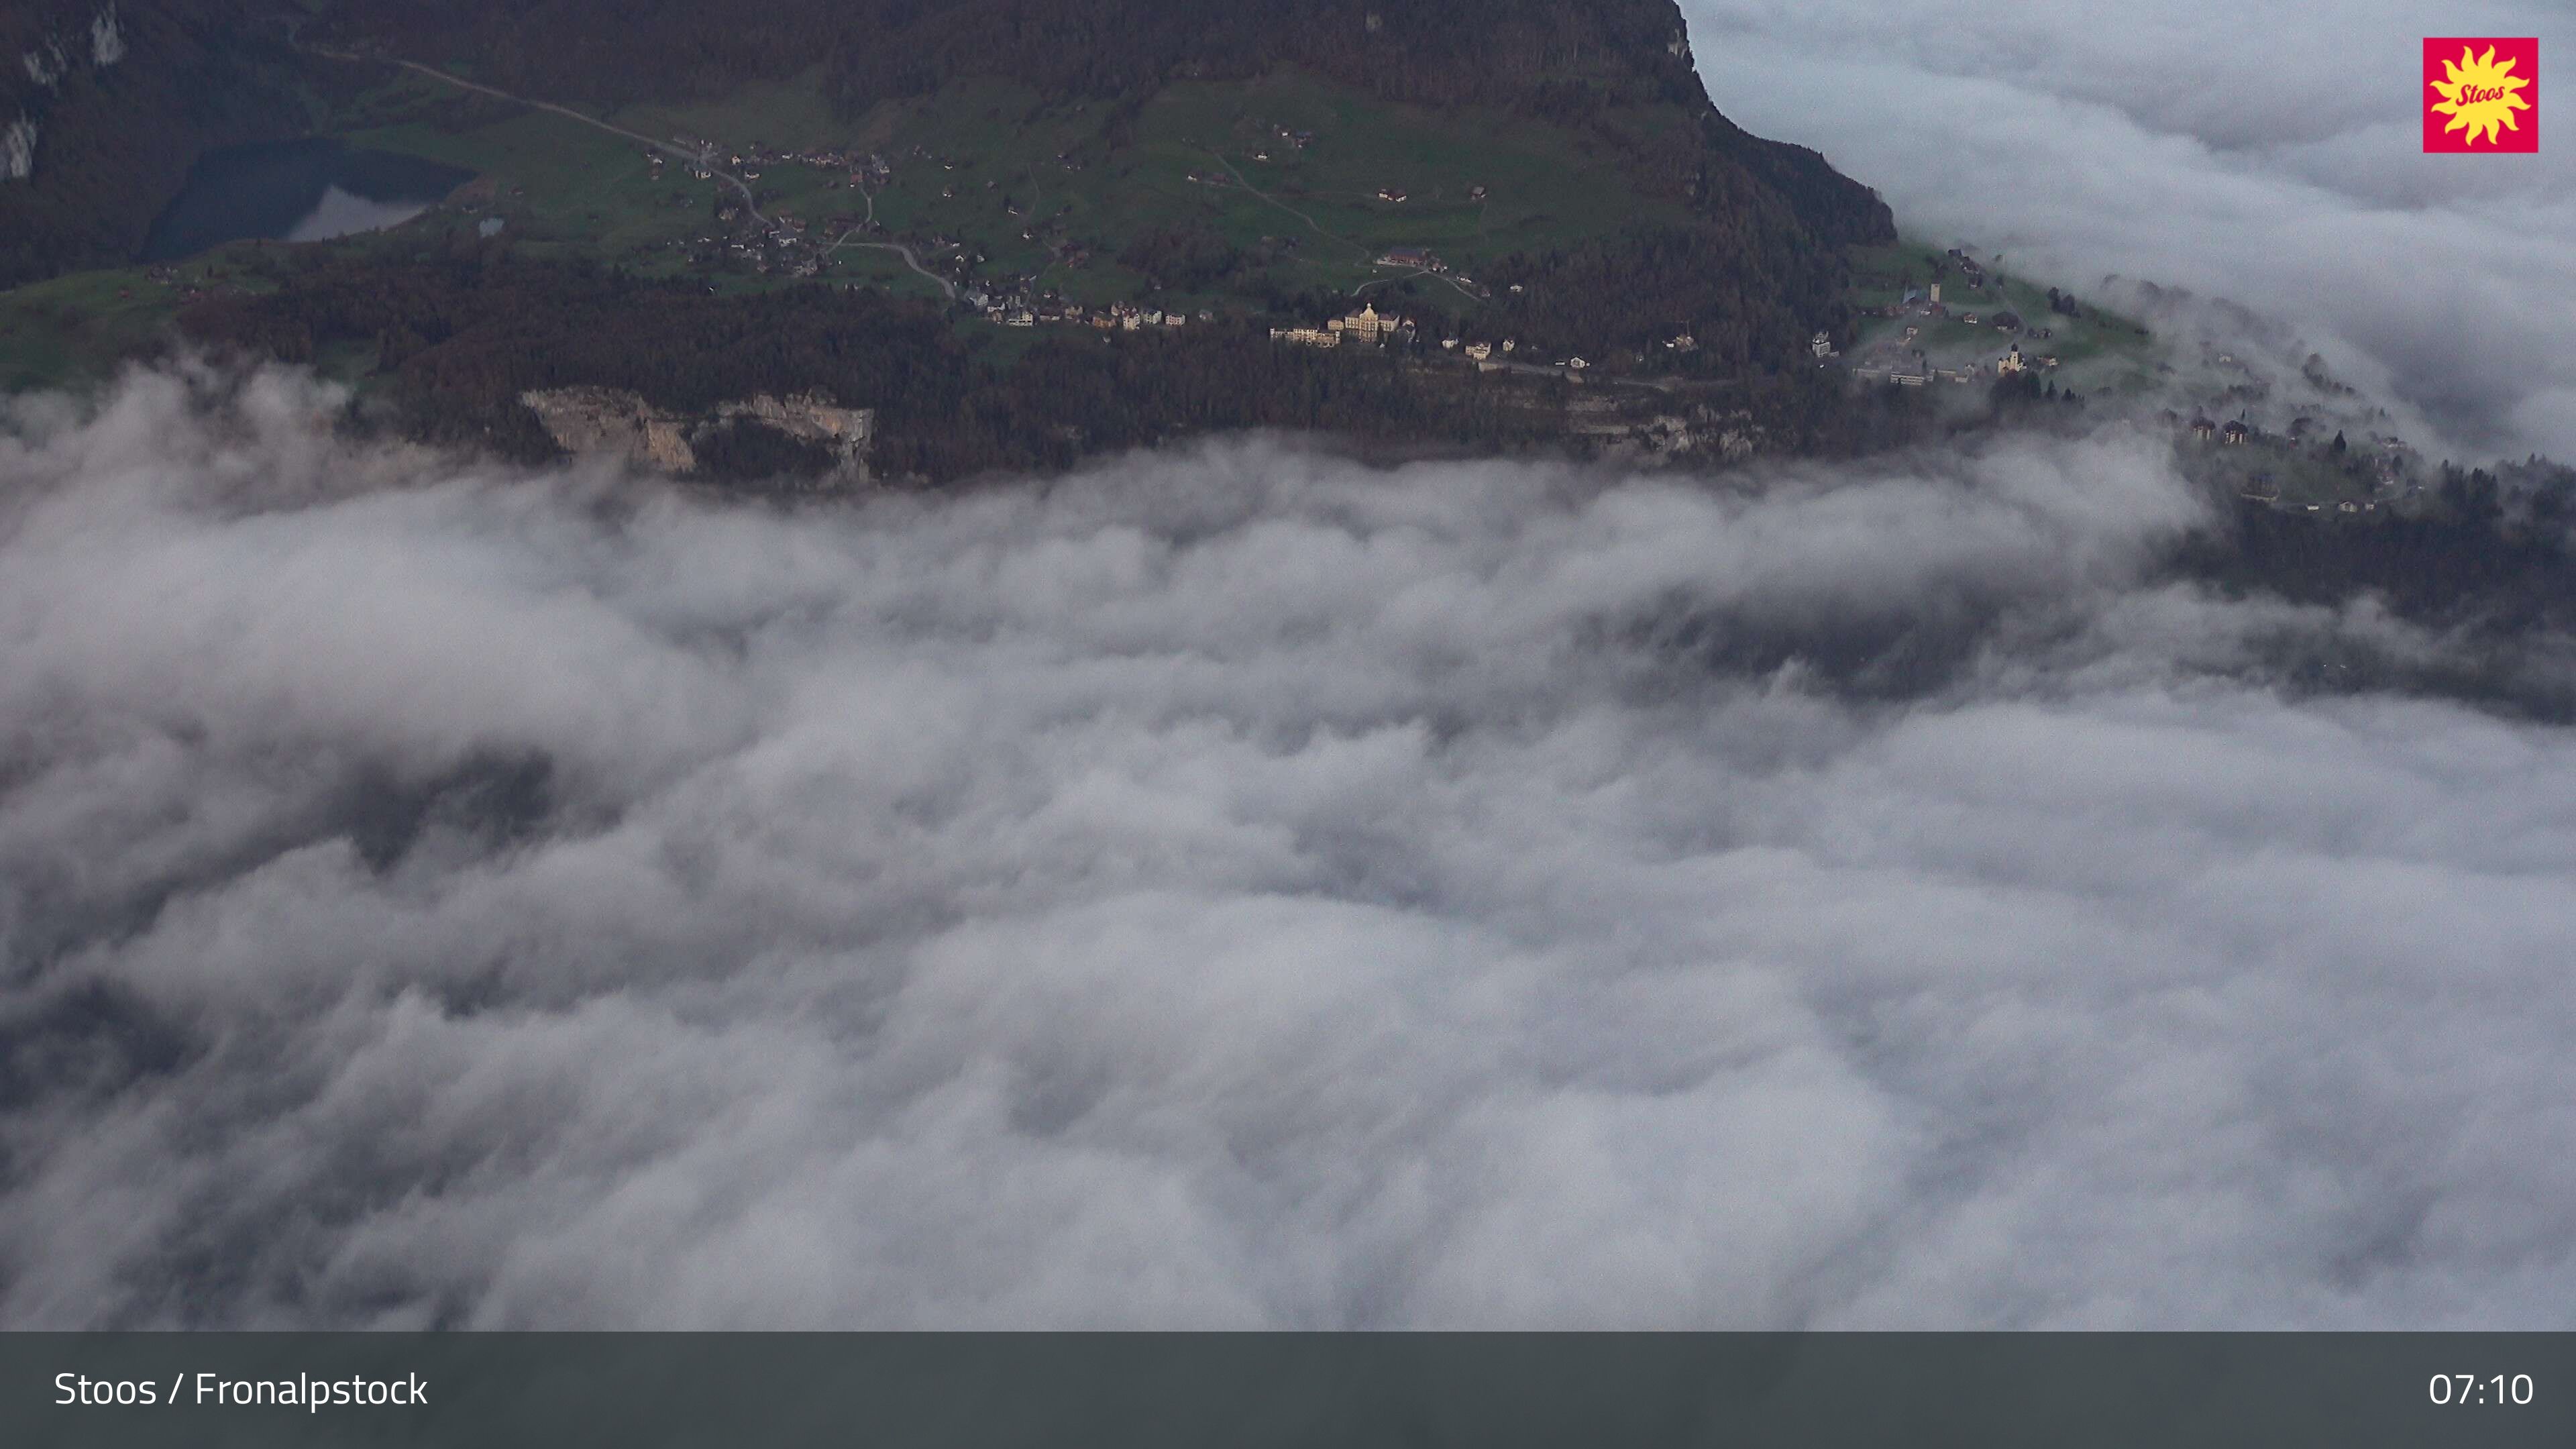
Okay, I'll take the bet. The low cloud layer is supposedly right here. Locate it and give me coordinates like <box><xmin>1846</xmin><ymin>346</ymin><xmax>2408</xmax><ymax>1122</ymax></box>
<box><xmin>1</xmin><ymin>369</ymin><xmax>2571</xmax><ymax>1327</ymax></box>
<box><xmin>1686</xmin><ymin>0</ymin><xmax>2576</xmax><ymax>460</ymax></box>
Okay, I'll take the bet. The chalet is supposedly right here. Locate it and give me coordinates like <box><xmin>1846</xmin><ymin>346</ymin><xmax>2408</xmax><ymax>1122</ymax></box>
<box><xmin>1464</xmin><ymin>341</ymin><xmax>1493</xmax><ymax>360</ymax></box>
<box><xmin>1375</xmin><ymin>186</ymin><xmax>1408</xmax><ymax>203</ymax></box>
<box><xmin>1468</xmin><ymin>185</ymin><xmax>1488</xmax><ymax>200</ymax></box>
<box><xmin>2222</xmin><ymin>419</ymin><xmax>2250</xmax><ymax>445</ymax></box>
<box><xmin>1378</xmin><ymin>246</ymin><xmax>1436</xmax><ymax>270</ymax></box>
<box><xmin>2190</xmin><ymin>415</ymin><xmax>2216</xmax><ymax>440</ymax></box>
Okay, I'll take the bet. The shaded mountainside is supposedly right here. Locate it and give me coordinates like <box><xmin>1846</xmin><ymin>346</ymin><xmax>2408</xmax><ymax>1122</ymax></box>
<box><xmin>313</xmin><ymin>0</ymin><xmax>1891</xmax><ymax>250</ymax></box>
<box><xmin>9</xmin><ymin>0</ymin><xmax>1902</xmax><ymax>478</ymax></box>
<box><xmin>0</xmin><ymin>0</ymin><xmax>308</xmax><ymax>288</ymax></box>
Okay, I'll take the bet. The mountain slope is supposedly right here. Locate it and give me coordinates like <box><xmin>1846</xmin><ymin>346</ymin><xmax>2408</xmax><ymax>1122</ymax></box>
<box><xmin>313</xmin><ymin>0</ymin><xmax>1891</xmax><ymax>254</ymax></box>
<box><xmin>0</xmin><ymin>0</ymin><xmax>306</xmax><ymax>288</ymax></box>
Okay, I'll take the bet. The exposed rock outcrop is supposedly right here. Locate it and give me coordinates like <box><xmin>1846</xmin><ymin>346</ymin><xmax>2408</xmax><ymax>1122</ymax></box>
<box><xmin>519</xmin><ymin>386</ymin><xmax>700</xmax><ymax>472</ymax></box>
<box><xmin>1</xmin><ymin>116</ymin><xmax>33</xmax><ymax>181</ymax></box>
<box><xmin>519</xmin><ymin>386</ymin><xmax>874</xmax><ymax>484</ymax></box>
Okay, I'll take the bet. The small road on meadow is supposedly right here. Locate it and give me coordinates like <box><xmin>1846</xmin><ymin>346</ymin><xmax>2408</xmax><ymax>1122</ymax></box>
<box><xmin>305</xmin><ymin>38</ymin><xmax>963</xmax><ymax>302</ymax></box>
<box><xmin>301</xmin><ymin>38</ymin><xmax>778</xmax><ymax>219</ymax></box>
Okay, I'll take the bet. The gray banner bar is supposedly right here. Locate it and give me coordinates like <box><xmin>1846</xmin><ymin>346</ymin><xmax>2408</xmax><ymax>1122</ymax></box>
<box><xmin>7</xmin><ymin>1333</ymin><xmax>2569</xmax><ymax>1447</ymax></box>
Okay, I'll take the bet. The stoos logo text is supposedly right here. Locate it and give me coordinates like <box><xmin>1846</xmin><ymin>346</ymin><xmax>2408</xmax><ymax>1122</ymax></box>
<box><xmin>2424</xmin><ymin>38</ymin><xmax>2537</xmax><ymax>152</ymax></box>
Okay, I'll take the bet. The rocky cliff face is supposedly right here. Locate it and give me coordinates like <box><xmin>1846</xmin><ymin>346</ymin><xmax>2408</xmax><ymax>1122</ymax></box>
<box><xmin>0</xmin><ymin>0</ymin><xmax>304</xmax><ymax>287</ymax></box>
<box><xmin>521</xmin><ymin>386</ymin><xmax>875</xmax><ymax>484</ymax></box>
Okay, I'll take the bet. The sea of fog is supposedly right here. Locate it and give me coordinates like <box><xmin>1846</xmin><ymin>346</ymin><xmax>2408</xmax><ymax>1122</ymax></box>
<box><xmin>0</xmin><ymin>368</ymin><xmax>2569</xmax><ymax>1327</ymax></box>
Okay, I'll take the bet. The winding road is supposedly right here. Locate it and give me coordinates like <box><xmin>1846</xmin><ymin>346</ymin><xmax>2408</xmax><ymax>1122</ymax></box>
<box><xmin>822</xmin><ymin>179</ymin><xmax>959</xmax><ymax>300</ymax></box>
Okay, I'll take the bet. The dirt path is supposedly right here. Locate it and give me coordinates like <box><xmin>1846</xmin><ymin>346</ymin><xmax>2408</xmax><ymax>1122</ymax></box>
<box><xmin>1201</xmin><ymin>151</ymin><xmax>1367</xmax><ymax>259</ymax></box>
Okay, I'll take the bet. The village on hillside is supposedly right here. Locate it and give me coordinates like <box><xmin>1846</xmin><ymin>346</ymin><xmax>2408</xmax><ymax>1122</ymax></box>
<box><xmin>1835</xmin><ymin>241</ymin><xmax>2440</xmax><ymax>516</ymax></box>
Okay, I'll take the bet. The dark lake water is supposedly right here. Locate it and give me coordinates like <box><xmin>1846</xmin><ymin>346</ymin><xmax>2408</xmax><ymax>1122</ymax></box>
<box><xmin>140</xmin><ymin>139</ymin><xmax>475</xmax><ymax>262</ymax></box>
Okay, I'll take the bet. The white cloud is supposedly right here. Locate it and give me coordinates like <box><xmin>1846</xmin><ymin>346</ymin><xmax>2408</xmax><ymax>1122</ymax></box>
<box><xmin>1684</xmin><ymin>0</ymin><xmax>2576</xmax><ymax>459</ymax></box>
<box><xmin>1</xmin><ymin>370</ymin><xmax>2571</xmax><ymax>1326</ymax></box>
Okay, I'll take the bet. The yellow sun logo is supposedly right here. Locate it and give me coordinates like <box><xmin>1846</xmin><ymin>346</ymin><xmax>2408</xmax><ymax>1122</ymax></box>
<box><xmin>2428</xmin><ymin>44</ymin><xmax>2532</xmax><ymax>146</ymax></box>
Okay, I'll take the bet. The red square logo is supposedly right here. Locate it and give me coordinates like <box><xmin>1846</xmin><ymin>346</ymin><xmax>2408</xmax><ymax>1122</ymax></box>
<box><xmin>2424</xmin><ymin>38</ymin><xmax>2538</xmax><ymax>152</ymax></box>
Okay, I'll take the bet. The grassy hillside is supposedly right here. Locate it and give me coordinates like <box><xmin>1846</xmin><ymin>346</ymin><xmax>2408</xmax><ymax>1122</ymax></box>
<box><xmin>276</xmin><ymin>53</ymin><xmax>1861</xmax><ymax>368</ymax></box>
<box><xmin>1843</xmin><ymin>237</ymin><xmax>2160</xmax><ymax>390</ymax></box>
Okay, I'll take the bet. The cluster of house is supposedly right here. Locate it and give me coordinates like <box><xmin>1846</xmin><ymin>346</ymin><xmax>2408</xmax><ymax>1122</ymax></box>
<box><xmin>688</xmin><ymin>207</ymin><xmax>842</xmax><ymax>278</ymax></box>
<box><xmin>975</xmin><ymin>294</ymin><xmax>1210</xmax><ymax>330</ymax></box>
<box><xmin>668</xmin><ymin>128</ymin><xmax>906</xmax><ymax>188</ymax></box>
<box><xmin>2168</xmin><ymin>411</ymin><xmax>2423</xmax><ymax>480</ymax></box>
